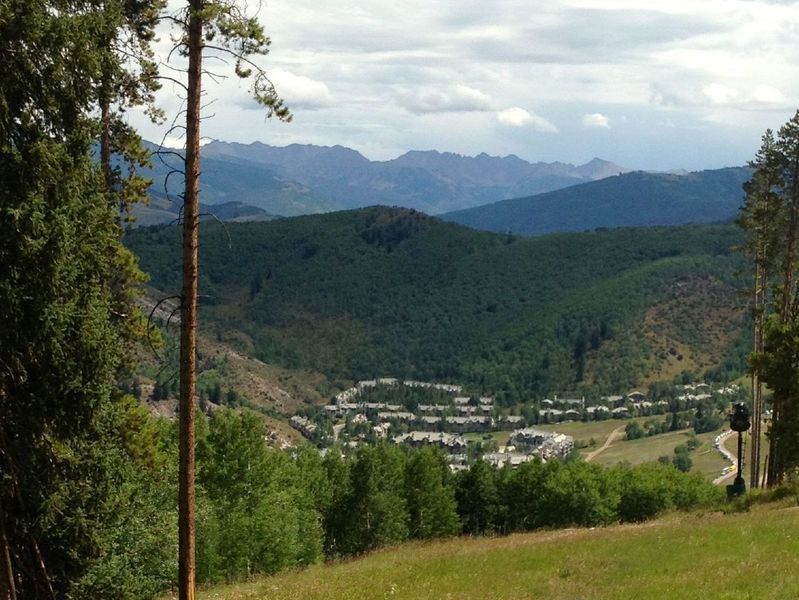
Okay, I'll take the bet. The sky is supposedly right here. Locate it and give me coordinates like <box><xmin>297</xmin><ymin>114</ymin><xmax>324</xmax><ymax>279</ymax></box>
<box><xmin>130</xmin><ymin>0</ymin><xmax>799</xmax><ymax>171</ymax></box>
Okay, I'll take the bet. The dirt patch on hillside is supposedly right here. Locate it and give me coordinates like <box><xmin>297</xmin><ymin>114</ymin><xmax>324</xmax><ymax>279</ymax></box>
<box><xmin>641</xmin><ymin>276</ymin><xmax>745</xmax><ymax>382</ymax></box>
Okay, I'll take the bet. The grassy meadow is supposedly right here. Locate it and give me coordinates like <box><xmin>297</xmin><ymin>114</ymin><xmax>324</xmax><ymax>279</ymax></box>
<box><xmin>187</xmin><ymin>501</ymin><xmax>799</xmax><ymax>600</ymax></box>
<box><xmin>589</xmin><ymin>427</ymin><xmax>729</xmax><ymax>478</ymax></box>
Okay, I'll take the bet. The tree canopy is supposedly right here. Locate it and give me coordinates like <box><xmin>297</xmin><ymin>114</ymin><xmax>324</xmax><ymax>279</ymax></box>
<box><xmin>0</xmin><ymin>1</ymin><xmax>164</xmax><ymax>596</ymax></box>
<box><xmin>739</xmin><ymin>111</ymin><xmax>799</xmax><ymax>485</ymax></box>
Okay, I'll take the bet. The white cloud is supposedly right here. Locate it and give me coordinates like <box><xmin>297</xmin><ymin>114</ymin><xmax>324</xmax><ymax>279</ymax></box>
<box><xmin>496</xmin><ymin>107</ymin><xmax>559</xmax><ymax>132</ymax></box>
<box><xmin>396</xmin><ymin>84</ymin><xmax>492</xmax><ymax>114</ymax></box>
<box><xmin>266</xmin><ymin>68</ymin><xmax>333</xmax><ymax>109</ymax></box>
<box><xmin>128</xmin><ymin>0</ymin><xmax>799</xmax><ymax>171</ymax></box>
<box><xmin>751</xmin><ymin>84</ymin><xmax>784</xmax><ymax>104</ymax></box>
<box><xmin>702</xmin><ymin>82</ymin><xmax>738</xmax><ymax>105</ymax></box>
<box><xmin>583</xmin><ymin>113</ymin><xmax>610</xmax><ymax>128</ymax></box>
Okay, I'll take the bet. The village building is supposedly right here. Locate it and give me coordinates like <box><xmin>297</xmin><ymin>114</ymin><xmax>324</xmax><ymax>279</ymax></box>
<box><xmin>482</xmin><ymin>452</ymin><xmax>537</xmax><ymax>468</ymax></box>
<box><xmin>444</xmin><ymin>415</ymin><xmax>492</xmax><ymax>432</ymax></box>
<box><xmin>393</xmin><ymin>431</ymin><xmax>468</xmax><ymax>454</ymax></box>
<box><xmin>509</xmin><ymin>427</ymin><xmax>574</xmax><ymax>459</ymax></box>
<box><xmin>290</xmin><ymin>416</ymin><xmax>318</xmax><ymax>440</ymax></box>
<box><xmin>601</xmin><ymin>395</ymin><xmax>625</xmax><ymax>407</ymax></box>
<box><xmin>510</xmin><ymin>427</ymin><xmax>555</xmax><ymax>451</ymax></box>
<box><xmin>378</xmin><ymin>411</ymin><xmax>415</xmax><ymax>422</ymax></box>
<box><xmin>554</xmin><ymin>395</ymin><xmax>585</xmax><ymax>408</ymax></box>
<box><xmin>498</xmin><ymin>415</ymin><xmax>524</xmax><ymax>429</ymax></box>
<box><xmin>539</xmin><ymin>433</ymin><xmax>574</xmax><ymax>460</ymax></box>
<box><xmin>540</xmin><ymin>408</ymin><xmax>563</xmax><ymax>421</ymax></box>
<box><xmin>372</xmin><ymin>422</ymin><xmax>391</xmax><ymax>438</ymax></box>
<box><xmin>417</xmin><ymin>416</ymin><xmax>442</xmax><ymax>430</ymax></box>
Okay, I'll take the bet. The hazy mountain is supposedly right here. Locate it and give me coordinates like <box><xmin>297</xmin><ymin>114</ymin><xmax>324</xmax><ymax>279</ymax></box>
<box><xmin>441</xmin><ymin>167</ymin><xmax>751</xmax><ymax>236</ymax></box>
<box><xmin>139</xmin><ymin>142</ymin><xmax>340</xmax><ymax>217</ymax></box>
<box><xmin>201</xmin><ymin>140</ymin><xmax>631</xmax><ymax>214</ymax></box>
<box><xmin>127</xmin><ymin>207</ymin><xmax>747</xmax><ymax>398</ymax></box>
<box><xmin>130</xmin><ymin>191</ymin><xmax>277</xmax><ymax>227</ymax></box>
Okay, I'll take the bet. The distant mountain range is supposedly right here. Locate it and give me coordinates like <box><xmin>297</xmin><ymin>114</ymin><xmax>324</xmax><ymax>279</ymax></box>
<box><xmin>138</xmin><ymin>142</ymin><xmax>330</xmax><ymax>218</ymax></box>
<box><xmin>440</xmin><ymin>168</ymin><xmax>751</xmax><ymax>236</ymax></box>
<box><xmin>142</xmin><ymin>140</ymin><xmax>630</xmax><ymax>217</ymax></box>
<box><xmin>135</xmin><ymin>140</ymin><xmax>751</xmax><ymax>235</ymax></box>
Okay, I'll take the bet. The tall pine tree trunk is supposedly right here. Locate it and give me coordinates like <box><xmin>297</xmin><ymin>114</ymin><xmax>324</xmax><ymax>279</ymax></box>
<box><xmin>768</xmin><ymin>151</ymin><xmax>799</xmax><ymax>486</ymax></box>
<box><xmin>179</xmin><ymin>1</ymin><xmax>203</xmax><ymax>598</ymax></box>
<box><xmin>750</xmin><ymin>256</ymin><xmax>763</xmax><ymax>488</ymax></box>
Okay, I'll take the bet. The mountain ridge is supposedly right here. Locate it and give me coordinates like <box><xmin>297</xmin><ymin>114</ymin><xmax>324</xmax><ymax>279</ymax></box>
<box><xmin>199</xmin><ymin>140</ymin><xmax>631</xmax><ymax>215</ymax></box>
<box><xmin>441</xmin><ymin>167</ymin><xmax>751</xmax><ymax>236</ymax></box>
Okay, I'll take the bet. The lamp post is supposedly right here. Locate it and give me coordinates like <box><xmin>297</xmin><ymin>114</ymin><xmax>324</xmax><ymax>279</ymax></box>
<box><xmin>727</xmin><ymin>402</ymin><xmax>751</xmax><ymax>498</ymax></box>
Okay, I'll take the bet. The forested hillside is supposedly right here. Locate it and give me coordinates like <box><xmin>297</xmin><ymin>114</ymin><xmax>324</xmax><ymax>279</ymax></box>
<box><xmin>128</xmin><ymin>207</ymin><xmax>749</xmax><ymax>401</ymax></box>
<box><xmin>442</xmin><ymin>167</ymin><xmax>751</xmax><ymax>236</ymax></box>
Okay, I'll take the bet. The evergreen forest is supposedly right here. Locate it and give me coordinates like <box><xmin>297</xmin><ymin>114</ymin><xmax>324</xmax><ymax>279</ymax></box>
<box><xmin>128</xmin><ymin>209</ymin><xmax>750</xmax><ymax>401</ymax></box>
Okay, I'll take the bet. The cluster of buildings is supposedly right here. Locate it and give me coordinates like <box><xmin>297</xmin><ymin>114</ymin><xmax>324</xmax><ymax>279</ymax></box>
<box><xmin>289</xmin><ymin>379</ymin><xmax>739</xmax><ymax>470</ymax></box>
<box><xmin>390</xmin><ymin>427</ymin><xmax>574</xmax><ymax>472</ymax></box>
<box><xmin>289</xmin><ymin>415</ymin><xmax>318</xmax><ymax>438</ymax></box>
<box><xmin>332</xmin><ymin>378</ymin><xmax>463</xmax><ymax>405</ymax></box>
<box><xmin>321</xmin><ymin>382</ymin><xmax>509</xmax><ymax>436</ymax></box>
<box><xmin>537</xmin><ymin>392</ymin><xmax>665</xmax><ymax>421</ymax></box>
<box><xmin>322</xmin><ymin>400</ymin><xmax>501</xmax><ymax>433</ymax></box>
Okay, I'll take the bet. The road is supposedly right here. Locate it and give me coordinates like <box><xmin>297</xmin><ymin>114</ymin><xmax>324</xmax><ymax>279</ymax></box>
<box><xmin>712</xmin><ymin>430</ymin><xmax>738</xmax><ymax>485</ymax></box>
<box><xmin>584</xmin><ymin>425</ymin><xmax>626</xmax><ymax>462</ymax></box>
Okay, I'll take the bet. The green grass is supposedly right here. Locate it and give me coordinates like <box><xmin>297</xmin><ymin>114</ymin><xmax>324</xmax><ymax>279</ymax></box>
<box><xmin>590</xmin><ymin>427</ymin><xmax>729</xmax><ymax>480</ymax></box>
<box><xmin>536</xmin><ymin>418</ymin><xmax>635</xmax><ymax>445</ymax></box>
<box><xmin>464</xmin><ymin>431</ymin><xmax>512</xmax><ymax>446</ymax></box>
<box><xmin>187</xmin><ymin>502</ymin><xmax>799</xmax><ymax>600</ymax></box>
<box><xmin>518</xmin><ymin>420</ymin><xmax>730</xmax><ymax>481</ymax></box>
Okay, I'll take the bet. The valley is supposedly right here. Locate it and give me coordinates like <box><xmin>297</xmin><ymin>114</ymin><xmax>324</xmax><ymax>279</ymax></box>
<box><xmin>127</xmin><ymin>207</ymin><xmax>749</xmax><ymax>402</ymax></box>
<box><xmin>126</xmin><ymin>207</ymin><xmax>751</xmax><ymax>489</ymax></box>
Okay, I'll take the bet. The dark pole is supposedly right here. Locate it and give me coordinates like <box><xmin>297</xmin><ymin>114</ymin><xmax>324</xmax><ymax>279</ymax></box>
<box><xmin>735</xmin><ymin>430</ymin><xmax>744</xmax><ymax>488</ymax></box>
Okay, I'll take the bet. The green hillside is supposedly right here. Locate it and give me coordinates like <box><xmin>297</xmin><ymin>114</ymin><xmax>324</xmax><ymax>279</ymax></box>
<box><xmin>127</xmin><ymin>207</ymin><xmax>749</xmax><ymax>400</ymax></box>
<box><xmin>442</xmin><ymin>168</ymin><xmax>751</xmax><ymax>236</ymax></box>
<box><xmin>192</xmin><ymin>501</ymin><xmax>799</xmax><ymax>600</ymax></box>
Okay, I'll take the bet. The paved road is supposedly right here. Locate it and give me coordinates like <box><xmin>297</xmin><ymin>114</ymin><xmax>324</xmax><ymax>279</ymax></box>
<box><xmin>712</xmin><ymin>430</ymin><xmax>738</xmax><ymax>485</ymax></box>
<box><xmin>585</xmin><ymin>425</ymin><xmax>626</xmax><ymax>462</ymax></box>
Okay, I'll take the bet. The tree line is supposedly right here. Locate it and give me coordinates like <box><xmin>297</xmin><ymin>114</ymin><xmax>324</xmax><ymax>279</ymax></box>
<box><xmin>158</xmin><ymin>408</ymin><xmax>723</xmax><ymax>590</ymax></box>
<box><xmin>739</xmin><ymin>111</ymin><xmax>799</xmax><ymax>486</ymax></box>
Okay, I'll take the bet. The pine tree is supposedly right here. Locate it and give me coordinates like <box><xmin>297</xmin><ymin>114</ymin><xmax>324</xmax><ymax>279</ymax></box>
<box><xmin>741</xmin><ymin>111</ymin><xmax>799</xmax><ymax>486</ymax></box>
<box><xmin>738</xmin><ymin>130</ymin><xmax>782</xmax><ymax>487</ymax></box>
<box><xmin>0</xmin><ymin>1</ymin><xmax>170</xmax><ymax>596</ymax></box>
<box><xmin>162</xmin><ymin>3</ymin><xmax>291</xmax><ymax>596</ymax></box>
